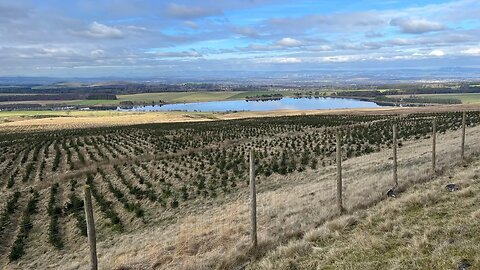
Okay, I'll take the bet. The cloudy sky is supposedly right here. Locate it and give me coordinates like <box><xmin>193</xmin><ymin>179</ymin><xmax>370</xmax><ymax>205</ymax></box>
<box><xmin>1</xmin><ymin>0</ymin><xmax>479</xmax><ymax>78</ymax></box>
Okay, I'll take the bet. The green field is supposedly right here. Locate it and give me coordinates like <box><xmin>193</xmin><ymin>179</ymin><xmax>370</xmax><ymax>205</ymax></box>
<box><xmin>389</xmin><ymin>93</ymin><xmax>480</xmax><ymax>104</ymax></box>
<box><xmin>0</xmin><ymin>89</ymin><xmax>403</xmax><ymax>107</ymax></box>
<box><xmin>61</xmin><ymin>90</ymin><xmax>296</xmax><ymax>106</ymax></box>
<box><xmin>0</xmin><ymin>110</ymin><xmax>130</xmax><ymax>123</ymax></box>
<box><xmin>6</xmin><ymin>89</ymin><xmax>477</xmax><ymax>108</ymax></box>
<box><xmin>0</xmin><ymin>91</ymin><xmax>296</xmax><ymax>107</ymax></box>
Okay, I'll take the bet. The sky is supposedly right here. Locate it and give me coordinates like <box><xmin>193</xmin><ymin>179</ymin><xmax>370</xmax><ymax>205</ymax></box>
<box><xmin>0</xmin><ymin>0</ymin><xmax>479</xmax><ymax>78</ymax></box>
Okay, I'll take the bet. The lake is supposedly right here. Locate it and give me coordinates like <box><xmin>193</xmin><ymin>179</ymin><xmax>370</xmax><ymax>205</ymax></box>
<box><xmin>118</xmin><ymin>97</ymin><xmax>380</xmax><ymax>112</ymax></box>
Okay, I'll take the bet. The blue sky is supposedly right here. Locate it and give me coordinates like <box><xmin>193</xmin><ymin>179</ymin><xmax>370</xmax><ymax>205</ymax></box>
<box><xmin>0</xmin><ymin>0</ymin><xmax>479</xmax><ymax>78</ymax></box>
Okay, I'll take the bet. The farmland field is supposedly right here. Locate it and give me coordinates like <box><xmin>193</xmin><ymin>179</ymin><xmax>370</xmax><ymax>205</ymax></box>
<box><xmin>2</xmin><ymin>88</ymin><xmax>478</xmax><ymax>110</ymax></box>
<box><xmin>65</xmin><ymin>90</ymin><xmax>301</xmax><ymax>106</ymax></box>
<box><xmin>0</xmin><ymin>109</ymin><xmax>479</xmax><ymax>269</ymax></box>
<box><xmin>0</xmin><ymin>89</ymin><xmax>381</xmax><ymax>107</ymax></box>
<box><xmin>2</xmin><ymin>104</ymin><xmax>479</xmax><ymax>132</ymax></box>
<box><xmin>388</xmin><ymin>93</ymin><xmax>480</xmax><ymax>104</ymax></box>
<box><xmin>0</xmin><ymin>91</ymin><xmax>297</xmax><ymax>107</ymax></box>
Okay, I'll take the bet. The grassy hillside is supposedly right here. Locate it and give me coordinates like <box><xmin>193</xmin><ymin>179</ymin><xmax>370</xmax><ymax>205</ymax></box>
<box><xmin>0</xmin><ymin>111</ymin><xmax>479</xmax><ymax>269</ymax></box>
<box><xmin>251</xmin><ymin>157</ymin><xmax>480</xmax><ymax>270</ymax></box>
<box><xmin>107</xmin><ymin>115</ymin><xmax>480</xmax><ymax>270</ymax></box>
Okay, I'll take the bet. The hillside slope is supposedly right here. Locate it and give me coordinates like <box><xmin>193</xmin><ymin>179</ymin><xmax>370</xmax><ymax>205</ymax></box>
<box><xmin>2</xmin><ymin>112</ymin><xmax>479</xmax><ymax>270</ymax></box>
<box><xmin>84</xmin><ymin>119</ymin><xmax>480</xmax><ymax>270</ymax></box>
<box><xmin>251</xmin><ymin>157</ymin><xmax>480</xmax><ymax>269</ymax></box>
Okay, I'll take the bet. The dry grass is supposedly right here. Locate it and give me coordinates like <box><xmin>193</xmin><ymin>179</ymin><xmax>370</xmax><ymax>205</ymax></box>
<box><xmin>6</xmin><ymin>118</ymin><xmax>478</xmax><ymax>269</ymax></box>
<box><xmin>0</xmin><ymin>111</ymin><xmax>217</xmax><ymax>133</ymax></box>
<box><xmin>251</xmin><ymin>146</ymin><xmax>480</xmax><ymax>269</ymax></box>
<box><xmin>2</xmin><ymin>103</ymin><xmax>480</xmax><ymax>133</ymax></box>
<box><xmin>4</xmin><ymin>108</ymin><xmax>480</xmax><ymax>269</ymax></box>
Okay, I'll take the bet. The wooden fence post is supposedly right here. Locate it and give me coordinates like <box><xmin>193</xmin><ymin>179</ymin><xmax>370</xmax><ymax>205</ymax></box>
<box><xmin>461</xmin><ymin>112</ymin><xmax>466</xmax><ymax>160</ymax></box>
<box><xmin>336</xmin><ymin>130</ymin><xmax>343</xmax><ymax>213</ymax></box>
<box><xmin>84</xmin><ymin>185</ymin><xmax>98</xmax><ymax>270</ymax></box>
<box><xmin>249</xmin><ymin>149</ymin><xmax>257</xmax><ymax>248</ymax></box>
<box><xmin>393</xmin><ymin>123</ymin><xmax>398</xmax><ymax>187</ymax></box>
<box><xmin>432</xmin><ymin>118</ymin><xmax>436</xmax><ymax>172</ymax></box>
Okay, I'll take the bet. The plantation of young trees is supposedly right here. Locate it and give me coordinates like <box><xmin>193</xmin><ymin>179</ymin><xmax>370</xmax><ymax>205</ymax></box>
<box><xmin>0</xmin><ymin>111</ymin><xmax>478</xmax><ymax>262</ymax></box>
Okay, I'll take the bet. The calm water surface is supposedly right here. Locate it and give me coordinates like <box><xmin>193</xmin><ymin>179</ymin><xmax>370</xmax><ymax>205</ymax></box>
<box><xmin>118</xmin><ymin>97</ymin><xmax>380</xmax><ymax>112</ymax></box>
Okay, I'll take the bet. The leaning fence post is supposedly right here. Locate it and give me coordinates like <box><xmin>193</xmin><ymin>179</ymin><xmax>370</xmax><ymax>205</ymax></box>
<box><xmin>336</xmin><ymin>130</ymin><xmax>343</xmax><ymax>213</ymax></box>
<box><xmin>461</xmin><ymin>112</ymin><xmax>466</xmax><ymax>160</ymax></box>
<box><xmin>84</xmin><ymin>185</ymin><xmax>98</xmax><ymax>270</ymax></box>
<box><xmin>393</xmin><ymin>123</ymin><xmax>398</xmax><ymax>187</ymax></box>
<box><xmin>432</xmin><ymin>118</ymin><xmax>436</xmax><ymax>172</ymax></box>
<box><xmin>249</xmin><ymin>149</ymin><xmax>257</xmax><ymax>248</ymax></box>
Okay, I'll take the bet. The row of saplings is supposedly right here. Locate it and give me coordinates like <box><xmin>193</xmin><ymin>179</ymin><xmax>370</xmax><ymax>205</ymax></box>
<box><xmin>146</xmin><ymin>114</ymin><xmax>386</xmax><ymax>153</ymax></box>
<box><xmin>153</xmin><ymin>112</ymin><xmax>480</xmax><ymax>202</ymax></box>
<box><xmin>5</xmin><ymin>183</ymin><xmax>85</xmax><ymax>262</ymax></box>
<box><xmin>5</xmin><ymin>181</ymin><xmax>93</xmax><ymax>261</ymax></box>
<box><xmin>9</xmin><ymin>189</ymin><xmax>39</xmax><ymax>261</ymax></box>
<box><xmin>1</xmin><ymin>111</ymin><xmax>478</xmax><ymax>262</ymax></box>
<box><xmin>3</xmin><ymin>111</ymin><xmax>475</xmax><ymax>192</ymax></box>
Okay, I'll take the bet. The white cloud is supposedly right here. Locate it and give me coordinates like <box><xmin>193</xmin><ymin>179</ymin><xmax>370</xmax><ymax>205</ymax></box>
<box><xmin>461</xmin><ymin>47</ymin><xmax>480</xmax><ymax>56</ymax></box>
<box><xmin>276</xmin><ymin>37</ymin><xmax>302</xmax><ymax>47</ymax></box>
<box><xmin>90</xmin><ymin>49</ymin><xmax>105</xmax><ymax>57</ymax></box>
<box><xmin>183</xmin><ymin>21</ymin><xmax>199</xmax><ymax>29</ymax></box>
<box><xmin>388</xmin><ymin>38</ymin><xmax>413</xmax><ymax>46</ymax></box>
<box><xmin>125</xmin><ymin>25</ymin><xmax>147</xmax><ymax>32</ymax></box>
<box><xmin>243</xmin><ymin>38</ymin><xmax>302</xmax><ymax>52</ymax></box>
<box><xmin>166</xmin><ymin>4</ymin><xmax>222</xmax><ymax>19</ymax></box>
<box><xmin>311</xmin><ymin>45</ymin><xmax>332</xmax><ymax>51</ymax></box>
<box><xmin>320</xmin><ymin>55</ymin><xmax>357</xmax><ymax>63</ymax></box>
<box><xmin>154</xmin><ymin>50</ymin><xmax>202</xmax><ymax>58</ymax></box>
<box><xmin>84</xmin><ymin>22</ymin><xmax>123</xmax><ymax>38</ymax></box>
<box><xmin>258</xmin><ymin>57</ymin><xmax>302</xmax><ymax>63</ymax></box>
<box><xmin>1</xmin><ymin>45</ymin><xmax>80</xmax><ymax>59</ymax></box>
<box><xmin>0</xmin><ymin>0</ymin><xmax>479</xmax><ymax>77</ymax></box>
<box><xmin>365</xmin><ymin>31</ymin><xmax>384</xmax><ymax>38</ymax></box>
<box><xmin>429</xmin><ymin>49</ymin><xmax>445</xmax><ymax>56</ymax></box>
<box><xmin>244</xmin><ymin>44</ymin><xmax>271</xmax><ymax>51</ymax></box>
<box><xmin>231</xmin><ymin>26</ymin><xmax>258</xmax><ymax>38</ymax></box>
<box><xmin>390</xmin><ymin>18</ymin><xmax>445</xmax><ymax>34</ymax></box>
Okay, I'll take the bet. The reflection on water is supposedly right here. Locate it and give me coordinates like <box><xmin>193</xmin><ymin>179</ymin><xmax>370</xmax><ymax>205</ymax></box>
<box><xmin>118</xmin><ymin>97</ymin><xmax>380</xmax><ymax>112</ymax></box>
